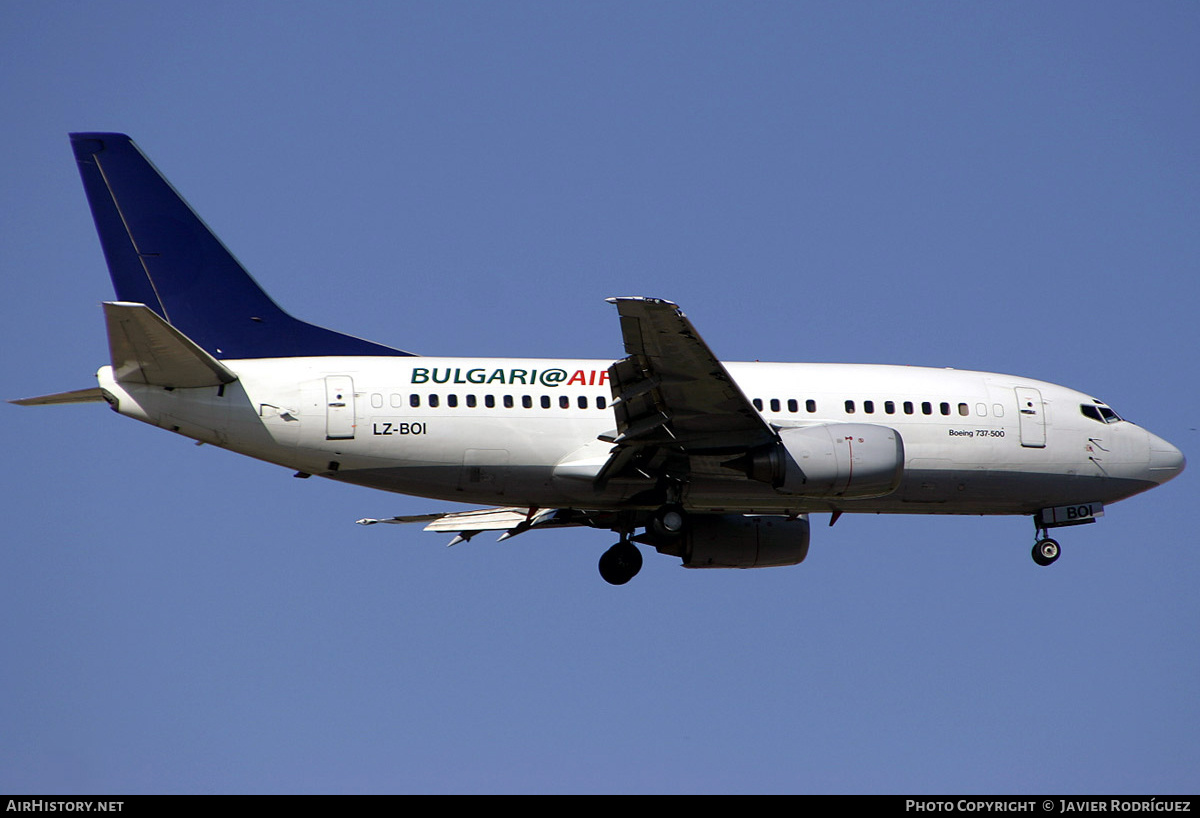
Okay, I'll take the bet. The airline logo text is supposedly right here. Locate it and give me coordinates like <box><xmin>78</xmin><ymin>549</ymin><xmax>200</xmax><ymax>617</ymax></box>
<box><xmin>411</xmin><ymin>367</ymin><xmax>609</xmax><ymax>388</ymax></box>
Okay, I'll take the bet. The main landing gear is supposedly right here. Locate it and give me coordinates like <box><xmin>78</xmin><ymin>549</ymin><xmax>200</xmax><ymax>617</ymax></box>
<box><xmin>649</xmin><ymin>503</ymin><xmax>687</xmax><ymax>539</ymax></box>
<box><xmin>598</xmin><ymin>502</ymin><xmax>688</xmax><ymax>585</ymax></box>
<box><xmin>598</xmin><ymin>539</ymin><xmax>643</xmax><ymax>585</ymax></box>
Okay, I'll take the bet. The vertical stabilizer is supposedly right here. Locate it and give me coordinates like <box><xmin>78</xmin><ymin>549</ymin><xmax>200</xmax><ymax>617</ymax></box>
<box><xmin>70</xmin><ymin>133</ymin><xmax>412</xmax><ymax>359</ymax></box>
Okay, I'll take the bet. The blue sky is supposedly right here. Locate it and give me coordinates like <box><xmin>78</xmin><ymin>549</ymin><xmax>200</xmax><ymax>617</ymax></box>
<box><xmin>2</xmin><ymin>1</ymin><xmax>1197</xmax><ymax>794</ymax></box>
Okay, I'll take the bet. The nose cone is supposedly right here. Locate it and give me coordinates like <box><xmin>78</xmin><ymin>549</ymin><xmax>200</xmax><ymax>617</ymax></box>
<box><xmin>1146</xmin><ymin>431</ymin><xmax>1186</xmax><ymax>485</ymax></box>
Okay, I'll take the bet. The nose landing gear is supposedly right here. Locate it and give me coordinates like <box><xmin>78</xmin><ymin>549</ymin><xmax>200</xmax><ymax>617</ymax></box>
<box><xmin>1032</xmin><ymin>537</ymin><xmax>1060</xmax><ymax>566</ymax></box>
<box><xmin>1029</xmin><ymin>503</ymin><xmax>1106</xmax><ymax>566</ymax></box>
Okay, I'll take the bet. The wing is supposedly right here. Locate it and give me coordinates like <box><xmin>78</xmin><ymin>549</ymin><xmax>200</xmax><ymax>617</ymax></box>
<box><xmin>357</xmin><ymin>506</ymin><xmax>611</xmax><ymax>546</ymax></box>
<box><xmin>597</xmin><ymin>297</ymin><xmax>777</xmax><ymax>486</ymax></box>
<box><xmin>363</xmin><ymin>300</ymin><xmax>778</xmax><ymax>545</ymax></box>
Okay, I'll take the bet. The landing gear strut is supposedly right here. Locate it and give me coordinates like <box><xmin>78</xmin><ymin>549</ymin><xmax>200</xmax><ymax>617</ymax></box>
<box><xmin>598</xmin><ymin>539</ymin><xmax>643</xmax><ymax>585</ymax></box>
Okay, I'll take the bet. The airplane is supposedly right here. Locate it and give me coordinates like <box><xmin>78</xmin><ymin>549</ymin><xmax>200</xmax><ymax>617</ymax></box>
<box><xmin>12</xmin><ymin>133</ymin><xmax>1186</xmax><ymax>585</ymax></box>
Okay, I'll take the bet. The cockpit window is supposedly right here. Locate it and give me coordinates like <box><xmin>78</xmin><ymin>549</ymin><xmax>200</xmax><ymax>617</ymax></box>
<box><xmin>1080</xmin><ymin>403</ymin><xmax>1122</xmax><ymax>424</ymax></box>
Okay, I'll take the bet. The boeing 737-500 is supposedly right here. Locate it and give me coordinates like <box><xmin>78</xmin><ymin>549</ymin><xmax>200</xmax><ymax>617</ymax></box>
<box><xmin>12</xmin><ymin>133</ymin><xmax>1186</xmax><ymax>584</ymax></box>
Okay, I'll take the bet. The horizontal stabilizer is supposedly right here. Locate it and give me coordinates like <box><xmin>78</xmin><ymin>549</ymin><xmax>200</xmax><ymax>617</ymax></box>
<box><xmin>105</xmin><ymin>302</ymin><xmax>237</xmax><ymax>387</ymax></box>
<box><xmin>10</xmin><ymin>387</ymin><xmax>107</xmax><ymax>406</ymax></box>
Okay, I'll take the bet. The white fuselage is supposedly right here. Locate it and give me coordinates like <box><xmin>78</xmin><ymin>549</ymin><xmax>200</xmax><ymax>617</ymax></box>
<box><xmin>96</xmin><ymin>356</ymin><xmax>1179</xmax><ymax>516</ymax></box>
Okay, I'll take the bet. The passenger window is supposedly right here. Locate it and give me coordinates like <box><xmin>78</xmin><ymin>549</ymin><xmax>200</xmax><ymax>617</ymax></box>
<box><xmin>845</xmin><ymin>400</ymin><xmax>855</xmax><ymax>414</ymax></box>
<box><xmin>806</xmin><ymin>399</ymin><xmax>817</xmax><ymax>413</ymax></box>
<box><xmin>578</xmin><ymin>396</ymin><xmax>588</xmax><ymax>409</ymax></box>
<box><xmin>485</xmin><ymin>395</ymin><xmax>495</xmax><ymax>408</ymax></box>
<box><xmin>447</xmin><ymin>394</ymin><xmax>458</xmax><ymax>408</ymax></box>
<box><xmin>770</xmin><ymin>399</ymin><xmax>780</xmax><ymax>413</ymax></box>
<box><xmin>753</xmin><ymin>398</ymin><xmax>763</xmax><ymax>411</ymax></box>
<box><xmin>410</xmin><ymin>394</ymin><xmax>420</xmax><ymax>408</ymax></box>
<box><xmin>466</xmin><ymin>394</ymin><xmax>477</xmax><ymax>408</ymax></box>
<box><xmin>597</xmin><ymin>396</ymin><xmax>607</xmax><ymax>410</ymax></box>
<box><xmin>787</xmin><ymin>399</ymin><xmax>798</xmax><ymax>413</ymax></box>
<box><xmin>992</xmin><ymin>403</ymin><xmax>1004</xmax><ymax>417</ymax></box>
<box><xmin>922</xmin><ymin>402</ymin><xmax>932</xmax><ymax>415</ymax></box>
<box><xmin>503</xmin><ymin>395</ymin><xmax>513</xmax><ymax>409</ymax></box>
<box><xmin>371</xmin><ymin>393</ymin><xmax>383</xmax><ymax>409</ymax></box>
<box><xmin>864</xmin><ymin>400</ymin><xmax>874</xmax><ymax>414</ymax></box>
<box><xmin>559</xmin><ymin>395</ymin><xmax>570</xmax><ymax>409</ymax></box>
<box><xmin>958</xmin><ymin>403</ymin><xmax>969</xmax><ymax>416</ymax></box>
<box><xmin>976</xmin><ymin>403</ymin><xmax>987</xmax><ymax>417</ymax></box>
<box><xmin>390</xmin><ymin>394</ymin><xmax>403</xmax><ymax>408</ymax></box>
<box><xmin>904</xmin><ymin>401</ymin><xmax>914</xmax><ymax>415</ymax></box>
<box><xmin>939</xmin><ymin>402</ymin><xmax>950</xmax><ymax>415</ymax></box>
<box><xmin>429</xmin><ymin>394</ymin><xmax>440</xmax><ymax>408</ymax></box>
<box><xmin>884</xmin><ymin>401</ymin><xmax>895</xmax><ymax>414</ymax></box>
<box><xmin>522</xmin><ymin>396</ymin><xmax>532</xmax><ymax>409</ymax></box>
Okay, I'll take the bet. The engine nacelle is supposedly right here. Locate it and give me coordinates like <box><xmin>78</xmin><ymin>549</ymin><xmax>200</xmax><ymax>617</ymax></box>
<box><xmin>663</xmin><ymin>514</ymin><xmax>810</xmax><ymax>569</ymax></box>
<box><xmin>737</xmin><ymin>423</ymin><xmax>904</xmax><ymax>499</ymax></box>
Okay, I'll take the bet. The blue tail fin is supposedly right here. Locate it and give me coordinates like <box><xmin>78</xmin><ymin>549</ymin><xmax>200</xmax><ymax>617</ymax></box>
<box><xmin>70</xmin><ymin>133</ymin><xmax>412</xmax><ymax>359</ymax></box>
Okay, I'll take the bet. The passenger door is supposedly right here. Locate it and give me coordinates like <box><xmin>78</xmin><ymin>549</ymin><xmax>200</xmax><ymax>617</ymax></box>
<box><xmin>1014</xmin><ymin>387</ymin><xmax>1046</xmax><ymax>448</ymax></box>
<box><xmin>325</xmin><ymin>376</ymin><xmax>356</xmax><ymax>440</ymax></box>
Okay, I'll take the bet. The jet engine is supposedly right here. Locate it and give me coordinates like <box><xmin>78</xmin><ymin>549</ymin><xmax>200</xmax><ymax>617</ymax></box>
<box><xmin>732</xmin><ymin>423</ymin><xmax>904</xmax><ymax>499</ymax></box>
<box><xmin>652</xmin><ymin>514</ymin><xmax>811</xmax><ymax>569</ymax></box>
